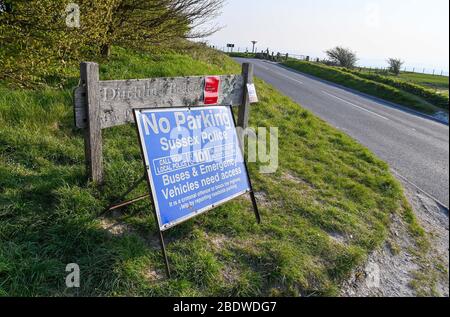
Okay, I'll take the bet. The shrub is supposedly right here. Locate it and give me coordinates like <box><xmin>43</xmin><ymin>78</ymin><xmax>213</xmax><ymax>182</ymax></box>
<box><xmin>387</xmin><ymin>58</ymin><xmax>404</xmax><ymax>76</ymax></box>
<box><xmin>0</xmin><ymin>0</ymin><xmax>224</xmax><ymax>86</ymax></box>
<box><xmin>325</xmin><ymin>47</ymin><xmax>358</xmax><ymax>69</ymax></box>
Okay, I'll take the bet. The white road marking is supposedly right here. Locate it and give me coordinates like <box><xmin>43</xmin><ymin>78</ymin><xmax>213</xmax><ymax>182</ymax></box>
<box><xmin>274</xmin><ymin>72</ymin><xmax>304</xmax><ymax>84</ymax></box>
<box><xmin>322</xmin><ymin>90</ymin><xmax>390</xmax><ymax>121</ymax></box>
<box><xmin>257</xmin><ymin>65</ymin><xmax>271</xmax><ymax>71</ymax></box>
<box><xmin>391</xmin><ymin>169</ymin><xmax>449</xmax><ymax>211</ymax></box>
<box><xmin>256</xmin><ymin>64</ymin><xmax>304</xmax><ymax>84</ymax></box>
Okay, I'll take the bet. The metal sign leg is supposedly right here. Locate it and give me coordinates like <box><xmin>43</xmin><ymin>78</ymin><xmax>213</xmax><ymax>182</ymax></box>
<box><xmin>229</xmin><ymin>105</ymin><xmax>262</xmax><ymax>225</ymax></box>
<box><xmin>249</xmin><ymin>191</ymin><xmax>261</xmax><ymax>224</ymax></box>
<box><xmin>101</xmin><ymin>174</ymin><xmax>147</xmax><ymax>216</ymax></box>
<box><xmin>157</xmin><ymin>229</ymin><xmax>171</xmax><ymax>279</ymax></box>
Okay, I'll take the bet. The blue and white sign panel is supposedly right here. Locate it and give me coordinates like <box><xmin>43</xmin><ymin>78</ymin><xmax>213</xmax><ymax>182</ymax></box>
<box><xmin>134</xmin><ymin>106</ymin><xmax>251</xmax><ymax>231</ymax></box>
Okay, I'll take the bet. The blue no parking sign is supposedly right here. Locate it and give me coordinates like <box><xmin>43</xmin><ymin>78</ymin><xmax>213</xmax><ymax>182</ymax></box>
<box><xmin>134</xmin><ymin>106</ymin><xmax>253</xmax><ymax>231</ymax></box>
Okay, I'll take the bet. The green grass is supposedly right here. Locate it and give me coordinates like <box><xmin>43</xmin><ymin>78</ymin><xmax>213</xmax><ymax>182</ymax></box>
<box><xmin>396</xmin><ymin>72</ymin><xmax>449</xmax><ymax>89</ymax></box>
<box><xmin>394</xmin><ymin>72</ymin><xmax>449</xmax><ymax>95</ymax></box>
<box><xmin>358</xmin><ymin>69</ymin><xmax>449</xmax><ymax>92</ymax></box>
<box><xmin>0</xmin><ymin>46</ymin><xmax>406</xmax><ymax>296</ymax></box>
<box><xmin>283</xmin><ymin>60</ymin><xmax>448</xmax><ymax>114</ymax></box>
<box><xmin>343</xmin><ymin>69</ymin><xmax>449</xmax><ymax>110</ymax></box>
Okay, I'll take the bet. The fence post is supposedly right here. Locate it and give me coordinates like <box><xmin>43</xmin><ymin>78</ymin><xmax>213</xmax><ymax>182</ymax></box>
<box><xmin>238</xmin><ymin>63</ymin><xmax>254</xmax><ymax>129</ymax></box>
<box><xmin>80</xmin><ymin>62</ymin><xmax>103</xmax><ymax>184</ymax></box>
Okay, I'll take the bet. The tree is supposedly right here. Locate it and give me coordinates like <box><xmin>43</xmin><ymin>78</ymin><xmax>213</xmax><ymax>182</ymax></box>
<box><xmin>0</xmin><ymin>0</ymin><xmax>224</xmax><ymax>85</ymax></box>
<box><xmin>0</xmin><ymin>0</ymin><xmax>88</xmax><ymax>86</ymax></box>
<box><xmin>387</xmin><ymin>58</ymin><xmax>404</xmax><ymax>75</ymax></box>
<box><xmin>325</xmin><ymin>46</ymin><xmax>358</xmax><ymax>69</ymax></box>
<box><xmin>90</xmin><ymin>0</ymin><xmax>225</xmax><ymax>57</ymax></box>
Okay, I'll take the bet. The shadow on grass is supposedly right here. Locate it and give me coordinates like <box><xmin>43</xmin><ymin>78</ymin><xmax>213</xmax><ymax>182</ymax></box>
<box><xmin>0</xmin><ymin>162</ymin><xmax>174</xmax><ymax>296</ymax></box>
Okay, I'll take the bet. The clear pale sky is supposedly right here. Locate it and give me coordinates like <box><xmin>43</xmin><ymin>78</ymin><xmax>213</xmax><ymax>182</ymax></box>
<box><xmin>206</xmin><ymin>0</ymin><xmax>449</xmax><ymax>72</ymax></box>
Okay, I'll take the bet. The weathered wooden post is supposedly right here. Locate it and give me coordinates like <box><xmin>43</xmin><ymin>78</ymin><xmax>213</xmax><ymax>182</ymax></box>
<box><xmin>237</xmin><ymin>63</ymin><xmax>254</xmax><ymax>129</ymax></box>
<box><xmin>80</xmin><ymin>62</ymin><xmax>103</xmax><ymax>184</ymax></box>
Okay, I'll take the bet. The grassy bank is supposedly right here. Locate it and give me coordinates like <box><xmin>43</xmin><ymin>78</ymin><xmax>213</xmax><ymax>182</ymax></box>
<box><xmin>1</xmin><ymin>46</ymin><xmax>406</xmax><ymax>296</ymax></box>
<box><xmin>392</xmin><ymin>72</ymin><xmax>448</xmax><ymax>95</ymax></box>
<box><xmin>363</xmin><ymin>71</ymin><xmax>449</xmax><ymax>95</ymax></box>
<box><xmin>342</xmin><ymin>69</ymin><xmax>449</xmax><ymax>110</ymax></box>
<box><xmin>283</xmin><ymin>60</ymin><xmax>448</xmax><ymax>115</ymax></box>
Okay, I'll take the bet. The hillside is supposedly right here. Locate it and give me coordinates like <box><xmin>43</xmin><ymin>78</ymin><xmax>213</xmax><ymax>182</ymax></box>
<box><xmin>0</xmin><ymin>46</ymin><xmax>421</xmax><ymax>296</ymax></box>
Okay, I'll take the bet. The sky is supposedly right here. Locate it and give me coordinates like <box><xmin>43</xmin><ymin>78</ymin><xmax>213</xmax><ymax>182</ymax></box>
<box><xmin>205</xmin><ymin>0</ymin><xmax>449</xmax><ymax>73</ymax></box>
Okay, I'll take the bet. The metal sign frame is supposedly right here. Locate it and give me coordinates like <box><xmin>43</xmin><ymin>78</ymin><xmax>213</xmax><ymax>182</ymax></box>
<box><xmin>128</xmin><ymin>105</ymin><xmax>261</xmax><ymax>278</ymax></box>
<box><xmin>75</xmin><ymin>62</ymin><xmax>259</xmax><ymax>279</ymax></box>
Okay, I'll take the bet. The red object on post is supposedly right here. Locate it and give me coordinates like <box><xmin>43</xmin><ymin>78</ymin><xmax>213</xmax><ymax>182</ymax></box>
<box><xmin>204</xmin><ymin>76</ymin><xmax>220</xmax><ymax>105</ymax></box>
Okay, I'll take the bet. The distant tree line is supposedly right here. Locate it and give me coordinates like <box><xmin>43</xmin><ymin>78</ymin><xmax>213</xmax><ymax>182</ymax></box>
<box><xmin>0</xmin><ymin>0</ymin><xmax>223</xmax><ymax>86</ymax></box>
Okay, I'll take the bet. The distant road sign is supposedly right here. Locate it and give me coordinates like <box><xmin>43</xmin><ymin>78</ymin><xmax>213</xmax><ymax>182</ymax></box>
<box><xmin>227</xmin><ymin>44</ymin><xmax>235</xmax><ymax>48</ymax></box>
<box><xmin>134</xmin><ymin>106</ymin><xmax>253</xmax><ymax>231</ymax></box>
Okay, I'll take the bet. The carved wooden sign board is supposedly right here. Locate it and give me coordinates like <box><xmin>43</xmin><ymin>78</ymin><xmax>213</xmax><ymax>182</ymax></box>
<box><xmin>73</xmin><ymin>62</ymin><xmax>255</xmax><ymax>184</ymax></box>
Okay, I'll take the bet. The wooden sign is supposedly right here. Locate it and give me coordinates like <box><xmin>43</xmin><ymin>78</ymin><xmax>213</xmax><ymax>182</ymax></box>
<box><xmin>73</xmin><ymin>62</ymin><xmax>255</xmax><ymax>183</ymax></box>
<box><xmin>74</xmin><ymin>75</ymin><xmax>244</xmax><ymax>129</ymax></box>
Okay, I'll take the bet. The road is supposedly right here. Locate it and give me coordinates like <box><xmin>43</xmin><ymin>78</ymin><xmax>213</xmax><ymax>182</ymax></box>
<box><xmin>235</xmin><ymin>58</ymin><xmax>449</xmax><ymax>208</ymax></box>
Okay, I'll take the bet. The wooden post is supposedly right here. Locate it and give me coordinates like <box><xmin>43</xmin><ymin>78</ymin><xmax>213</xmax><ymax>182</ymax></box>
<box><xmin>238</xmin><ymin>63</ymin><xmax>254</xmax><ymax>129</ymax></box>
<box><xmin>80</xmin><ymin>62</ymin><xmax>103</xmax><ymax>184</ymax></box>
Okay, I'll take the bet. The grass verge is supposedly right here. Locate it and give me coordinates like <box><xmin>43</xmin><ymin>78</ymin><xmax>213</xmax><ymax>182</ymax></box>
<box><xmin>342</xmin><ymin>69</ymin><xmax>449</xmax><ymax>110</ymax></box>
<box><xmin>1</xmin><ymin>46</ymin><xmax>406</xmax><ymax>296</ymax></box>
<box><xmin>282</xmin><ymin>60</ymin><xmax>448</xmax><ymax>115</ymax></box>
<box><xmin>391</xmin><ymin>72</ymin><xmax>448</xmax><ymax>95</ymax></box>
